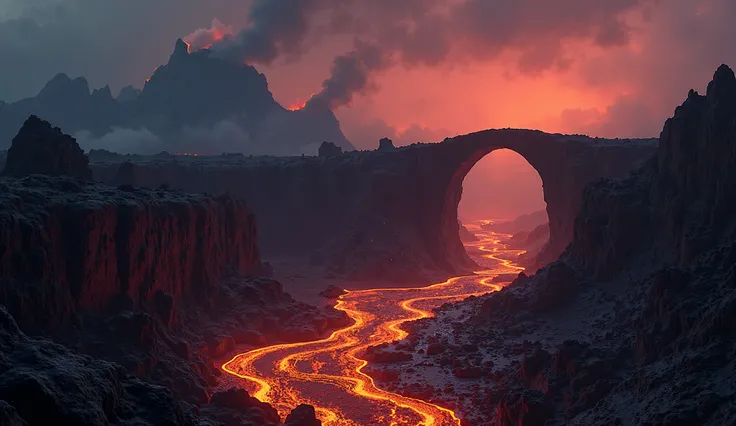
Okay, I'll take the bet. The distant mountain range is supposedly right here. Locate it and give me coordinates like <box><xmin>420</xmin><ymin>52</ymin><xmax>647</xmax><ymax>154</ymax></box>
<box><xmin>0</xmin><ymin>39</ymin><xmax>354</xmax><ymax>156</ymax></box>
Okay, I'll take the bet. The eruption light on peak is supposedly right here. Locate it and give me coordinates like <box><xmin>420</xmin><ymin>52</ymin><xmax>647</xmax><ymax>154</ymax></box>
<box><xmin>184</xmin><ymin>18</ymin><xmax>234</xmax><ymax>52</ymax></box>
<box><xmin>286</xmin><ymin>93</ymin><xmax>316</xmax><ymax>111</ymax></box>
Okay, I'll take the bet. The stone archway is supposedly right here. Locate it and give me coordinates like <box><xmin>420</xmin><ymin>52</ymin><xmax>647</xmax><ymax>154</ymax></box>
<box><xmin>403</xmin><ymin>129</ymin><xmax>657</xmax><ymax>273</ymax></box>
<box><xmin>92</xmin><ymin>128</ymin><xmax>656</xmax><ymax>281</ymax></box>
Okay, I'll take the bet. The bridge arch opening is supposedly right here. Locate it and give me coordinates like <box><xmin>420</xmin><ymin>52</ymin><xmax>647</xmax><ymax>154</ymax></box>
<box><xmin>457</xmin><ymin>148</ymin><xmax>549</xmax><ymax>267</ymax></box>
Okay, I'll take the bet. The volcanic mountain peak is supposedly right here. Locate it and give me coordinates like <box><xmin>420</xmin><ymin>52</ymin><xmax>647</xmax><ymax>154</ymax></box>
<box><xmin>0</xmin><ymin>38</ymin><xmax>355</xmax><ymax>155</ymax></box>
<box><xmin>172</xmin><ymin>38</ymin><xmax>191</xmax><ymax>58</ymax></box>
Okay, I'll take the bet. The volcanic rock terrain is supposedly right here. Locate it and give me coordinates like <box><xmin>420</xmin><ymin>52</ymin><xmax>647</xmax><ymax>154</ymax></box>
<box><xmin>365</xmin><ymin>65</ymin><xmax>736</xmax><ymax>425</ymax></box>
<box><xmin>0</xmin><ymin>116</ymin><xmax>339</xmax><ymax>425</ymax></box>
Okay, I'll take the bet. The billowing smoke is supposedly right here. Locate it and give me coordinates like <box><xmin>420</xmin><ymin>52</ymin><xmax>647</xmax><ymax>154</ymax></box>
<box><xmin>206</xmin><ymin>0</ymin><xmax>323</xmax><ymax>64</ymax></box>
<box><xmin>184</xmin><ymin>0</ymin><xmax>647</xmax><ymax>110</ymax></box>
<box><xmin>306</xmin><ymin>41</ymin><xmax>390</xmax><ymax>110</ymax></box>
<box><xmin>184</xmin><ymin>18</ymin><xmax>234</xmax><ymax>51</ymax></box>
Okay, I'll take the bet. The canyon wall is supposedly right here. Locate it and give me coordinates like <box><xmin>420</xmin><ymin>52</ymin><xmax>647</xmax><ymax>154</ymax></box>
<box><xmin>568</xmin><ymin>64</ymin><xmax>736</xmax><ymax>277</ymax></box>
<box><xmin>91</xmin><ymin>132</ymin><xmax>655</xmax><ymax>282</ymax></box>
<box><xmin>0</xmin><ymin>174</ymin><xmax>261</xmax><ymax>332</ymax></box>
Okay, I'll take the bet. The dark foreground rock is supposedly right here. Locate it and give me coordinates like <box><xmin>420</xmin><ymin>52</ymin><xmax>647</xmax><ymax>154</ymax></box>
<box><xmin>0</xmin><ymin>302</ymin><xmax>324</xmax><ymax>426</ymax></box>
<box><xmin>373</xmin><ymin>65</ymin><xmax>736</xmax><ymax>425</ymax></box>
<box><xmin>0</xmin><ymin>305</ymin><xmax>200</xmax><ymax>426</ymax></box>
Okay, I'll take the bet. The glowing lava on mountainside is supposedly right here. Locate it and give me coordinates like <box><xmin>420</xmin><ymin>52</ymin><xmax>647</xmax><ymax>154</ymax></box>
<box><xmin>286</xmin><ymin>94</ymin><xmax>316</xmax><ymax>111</ymax></box>
<box><xmin>221</xmin><ymin>223</ymin><xmax>525</xmax><ymax>425</ymax></box>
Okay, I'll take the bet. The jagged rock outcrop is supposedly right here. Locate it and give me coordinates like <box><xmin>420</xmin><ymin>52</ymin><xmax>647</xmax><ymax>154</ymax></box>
<box><xmin>1</xmin><ymin>115</ymin><xmax>91</xmax><ymax>179</ymax></box>
<box><xmin>378</xmin><ymin>137</ymin><xmax>396</xmax><ymax>152</ymax></box>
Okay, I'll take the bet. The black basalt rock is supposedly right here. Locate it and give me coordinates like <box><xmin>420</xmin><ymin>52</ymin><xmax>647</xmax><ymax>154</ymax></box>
<box><xmin>1</xmin><ymin>115</ymin><xmax>91</xmax><ymax>179</ymax></box>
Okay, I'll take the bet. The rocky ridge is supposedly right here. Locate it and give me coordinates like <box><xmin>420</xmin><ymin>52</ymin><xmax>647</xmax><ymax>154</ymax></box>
<box><xmin>0</xmin><ymin>39</ymin><xmax>353</xmax><ymax>156</ymax></box>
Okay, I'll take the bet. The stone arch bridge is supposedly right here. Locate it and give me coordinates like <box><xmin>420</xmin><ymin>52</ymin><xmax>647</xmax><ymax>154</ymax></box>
<box><xmin>92</xmin><ymin>129</ymin><xmax>657</xmax><ymax>281</ymax></box>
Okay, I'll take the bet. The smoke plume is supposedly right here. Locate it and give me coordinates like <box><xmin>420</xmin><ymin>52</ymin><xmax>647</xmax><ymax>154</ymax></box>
<box><xmin>206</xmin><ymin>0</ymin><xmax>324</xmax><ymax>64</ymax></box>
<box><xmin>306</xmin><ymin>41</ymin><xmax>390</xmax><ymax>110</ymax></box>
<box><xmin>184</xmin><ymin>18</ymin><xmax>234</xmax><ymax>51</ymax></box>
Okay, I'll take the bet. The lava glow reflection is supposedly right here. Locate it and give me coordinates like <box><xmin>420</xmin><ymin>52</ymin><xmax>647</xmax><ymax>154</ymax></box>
<box><xmin>221</xmin><ymin>224</ymin><xmax>525</xmax><ymax>425</ymax></box>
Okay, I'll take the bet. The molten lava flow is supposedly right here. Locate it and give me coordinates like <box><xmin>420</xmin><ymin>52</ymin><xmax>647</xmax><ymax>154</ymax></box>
<box><xmin>221</xmin><ymin>224</ymin><xmax>525</xmax><ymax>425</ymax></box>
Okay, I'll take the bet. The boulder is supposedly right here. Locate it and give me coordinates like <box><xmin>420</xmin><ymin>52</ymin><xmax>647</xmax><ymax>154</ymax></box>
<box><xmin>284</xmin><ymin>404</ymin><xmax>322</xmax><ymax>426</ymax></box>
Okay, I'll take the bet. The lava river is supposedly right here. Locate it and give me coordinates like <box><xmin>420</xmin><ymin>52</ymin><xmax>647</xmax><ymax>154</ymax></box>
<box><xmin>221</xmin><ymin>223</ymin><xmax>525</xmax><ymax>425</ymax></box>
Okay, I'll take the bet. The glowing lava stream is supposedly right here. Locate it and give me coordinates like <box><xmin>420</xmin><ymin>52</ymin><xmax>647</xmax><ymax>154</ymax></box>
<box><xmin>222</xmin><ymin>224</ymin><xmax>525</xmax><ymax>425</ymax></box>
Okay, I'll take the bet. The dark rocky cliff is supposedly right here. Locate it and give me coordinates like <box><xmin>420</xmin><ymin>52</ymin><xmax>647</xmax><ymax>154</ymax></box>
<box><xmin>568</xmin><ymin>64</ymin><xmax>736</xmax><ymax>277</ymax></box>
<box><xmin>0</xmin><ymin>174</ymin><xmax>260</xmax><ymax>332</ymax></box>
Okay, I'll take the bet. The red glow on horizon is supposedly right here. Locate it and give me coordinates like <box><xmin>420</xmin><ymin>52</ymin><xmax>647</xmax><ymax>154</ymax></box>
<box><xmin>174</xmin><ymin>152</ymin><xmax>199</xmax><ymax>157</ymax></box>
